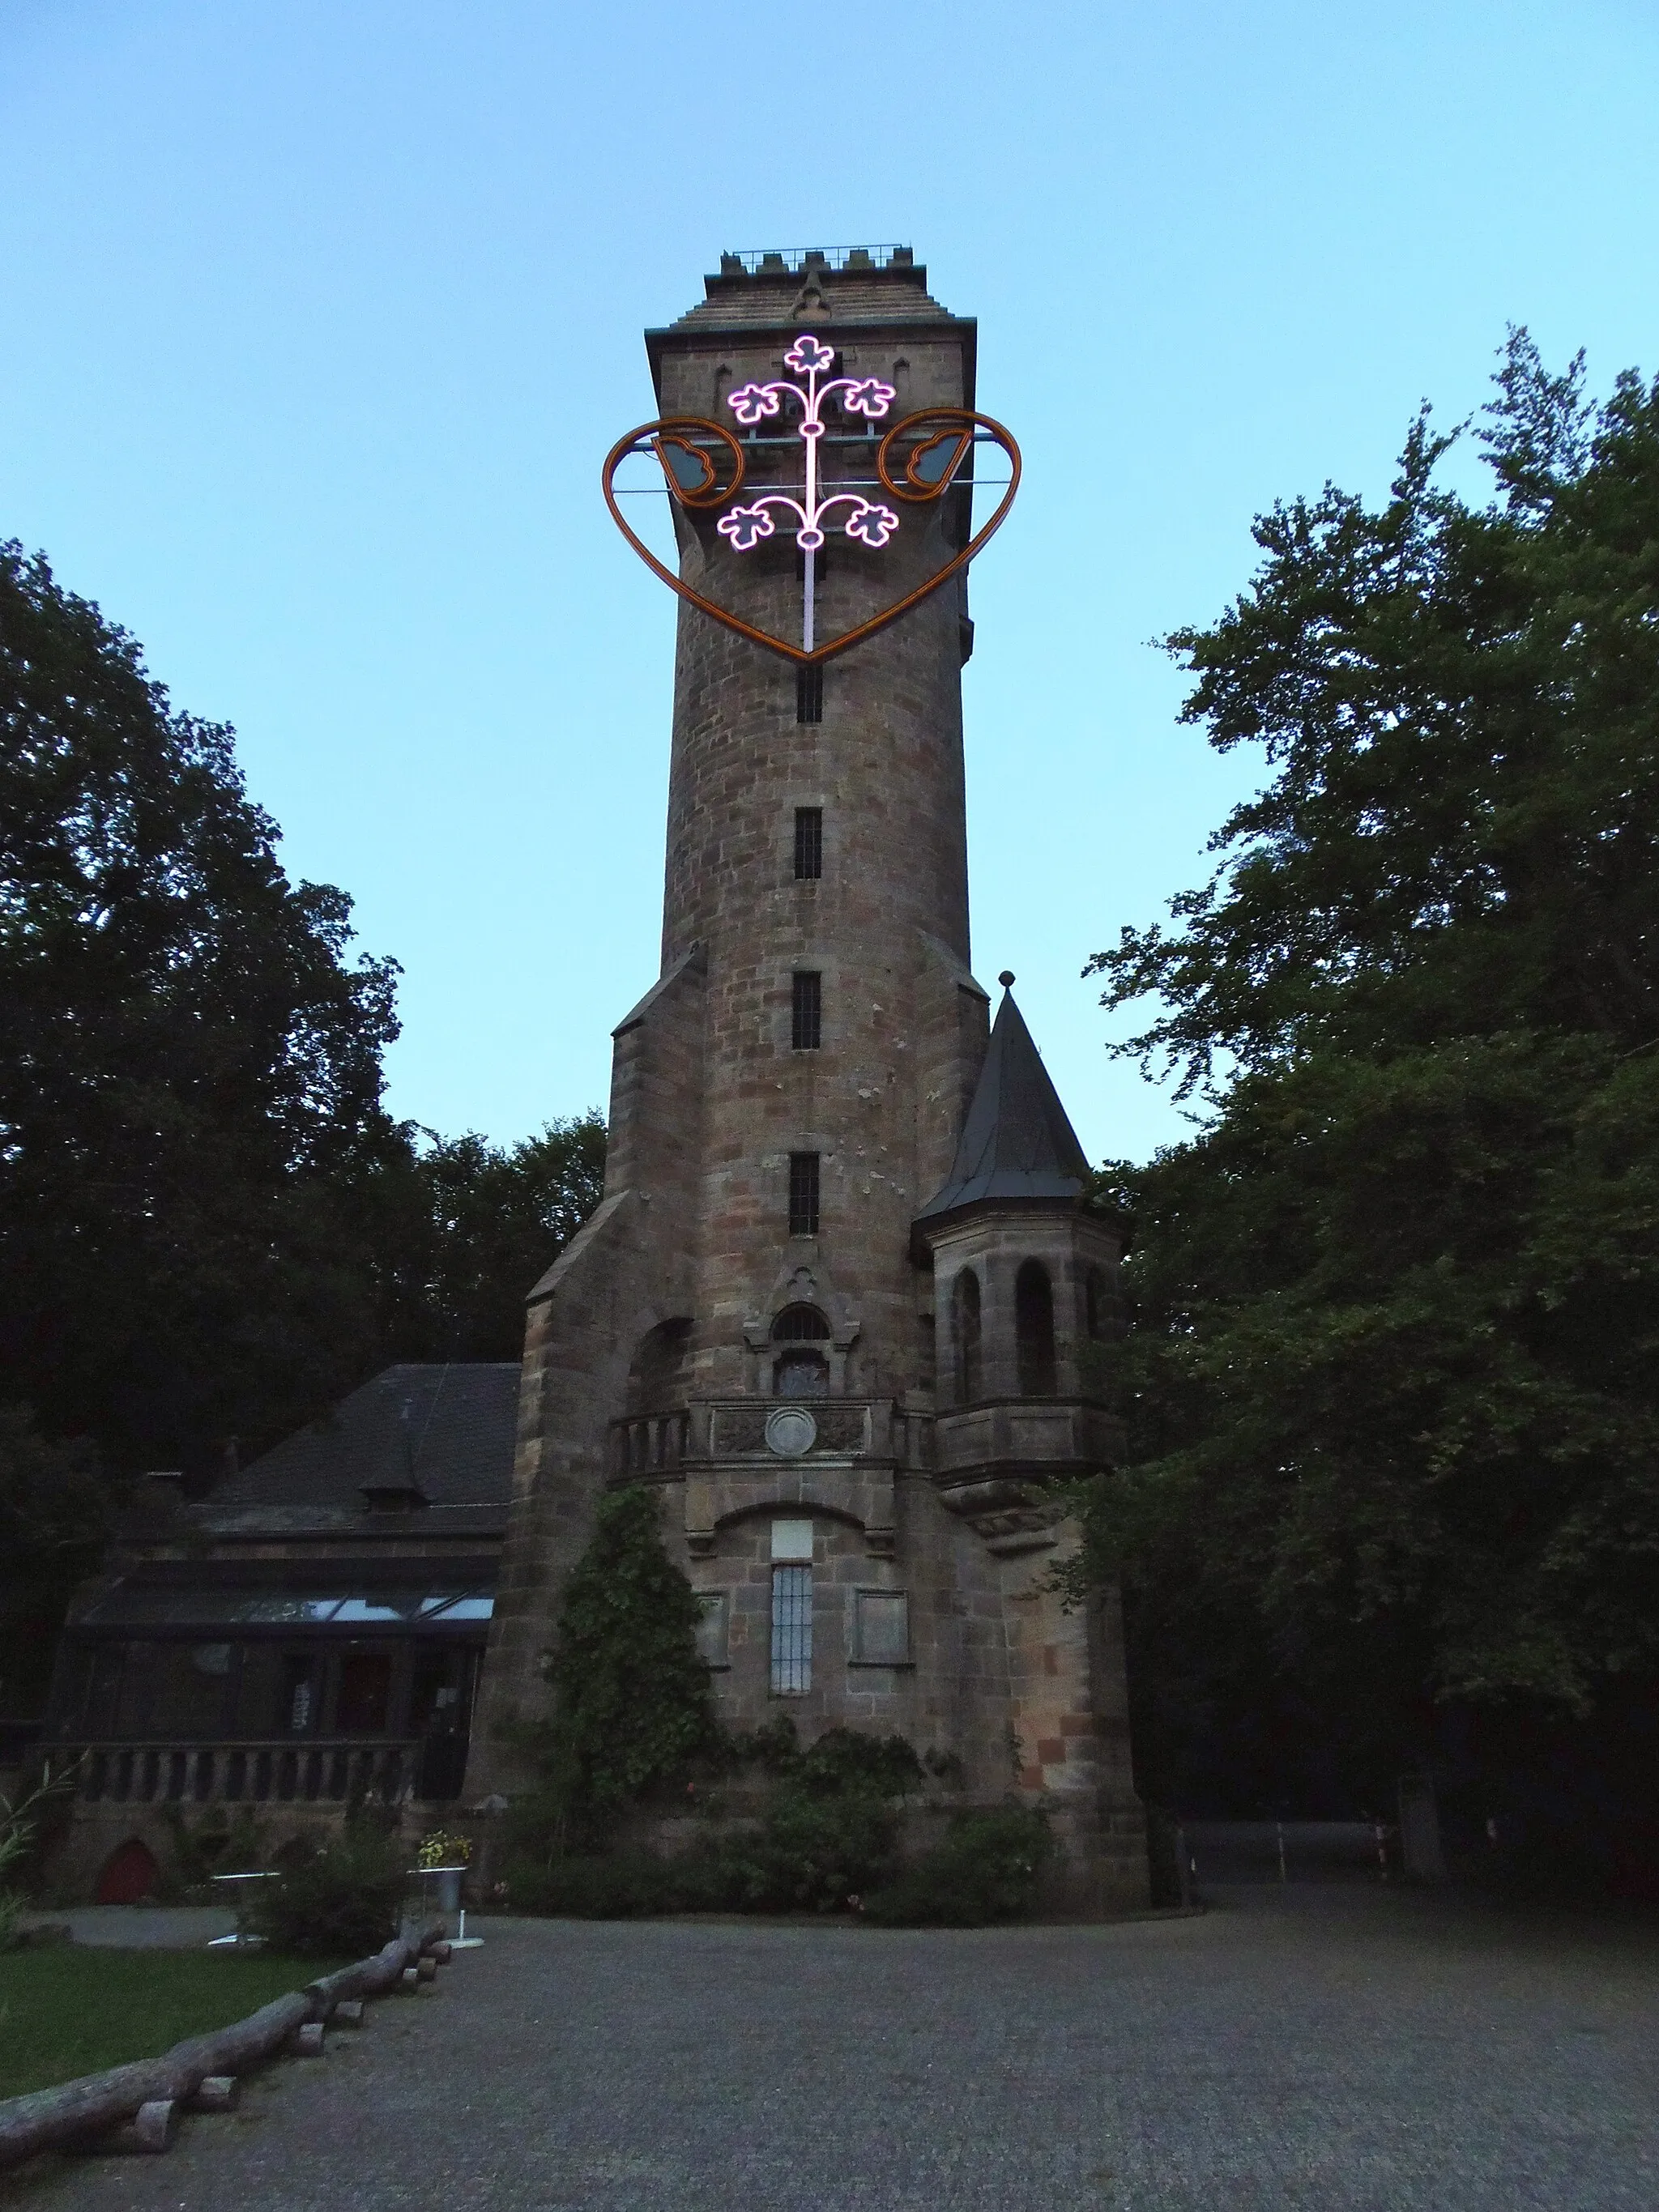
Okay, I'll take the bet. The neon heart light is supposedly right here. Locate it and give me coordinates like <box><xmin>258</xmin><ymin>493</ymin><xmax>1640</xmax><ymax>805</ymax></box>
<box><xmin>602</xmin><ymin>333</ymin><xmax>1021</xmax><ymax>668</ymax></box>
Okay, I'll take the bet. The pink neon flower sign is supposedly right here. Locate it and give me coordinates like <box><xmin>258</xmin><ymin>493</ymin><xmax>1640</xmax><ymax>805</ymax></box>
<box><xmin>720</xmin><ymin>334</ymin><xmax>901</xmax><ymax>651</ymax></box>
<box><xmin>841</xmin><ymin>377</ymin><xmax>897</xmax><ymax>418</ymax></box>
<box><xmin>716</xmin><ymin>506</ymin><xmax>777</xmax><ymax>551</ymax></box>
<box><xmin>727</xmin><ymin>383</ymin><xmax>782</xmax><ymax>426</ymax></box>
<box><xmin>844</xmin><ymin>505</ymin><xmax>898</xmax><ymax>548</ymax></box>
<box><xmin>783</xmin><ymin>335</ymin><xmax>837</xmax><ymax>376</ymax></box>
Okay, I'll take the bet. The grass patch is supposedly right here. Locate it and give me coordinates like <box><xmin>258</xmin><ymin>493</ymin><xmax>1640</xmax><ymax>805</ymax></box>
<box><xmin>0</xmin><ymin>1947</ymin><xmax>346</xmax><ymax>2101</ymax></box>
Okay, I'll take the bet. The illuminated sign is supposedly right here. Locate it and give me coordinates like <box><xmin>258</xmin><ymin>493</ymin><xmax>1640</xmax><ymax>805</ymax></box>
<box><xmin>602</xmin><ymin>335</ymin><xmax>1021</xmax><ymax>667</ymax></box>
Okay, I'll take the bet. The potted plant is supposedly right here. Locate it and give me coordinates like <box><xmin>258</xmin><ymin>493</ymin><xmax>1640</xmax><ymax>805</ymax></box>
<box><xmin>415</xmin><ymin>1829</ymin><xmax>471</xmax><ymax>1917</ymax></box>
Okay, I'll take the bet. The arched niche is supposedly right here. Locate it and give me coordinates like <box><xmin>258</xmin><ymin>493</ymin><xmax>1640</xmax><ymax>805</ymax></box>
<box><xmin>772</xmin><ymin>1303</ymin><xmax>830</xmax><ymax>1398</ymax></box>
<box><xmin>96</xmin><ymin>1836</ymin><xmax>162</xmax><ymax>1905</ymax></box>
<box><xmin>626</xmin><ymin>1316</ymin><xmax>693</xmax><ymax>1414</ymax></box>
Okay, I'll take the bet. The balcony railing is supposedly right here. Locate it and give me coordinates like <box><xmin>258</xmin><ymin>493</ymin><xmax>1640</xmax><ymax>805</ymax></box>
<box><xmin>66</xmin><ymin>1738</ymin><xmax>422</xmax><ymax>1809</ymax></box>
<box><xmin>933</xmin><ymin>1397</ymin><xmax>1123</xmax><ymax>1478</ymax></box>
<box><xmin>612</xmin><ymin>1410</ymin><xmax>692</xmax><ymax>1473</ymax></box>
<box><xmin>611</xmin><ymin>1400</ymin><xmax>888</xmax><ymax>1474</ymax></box>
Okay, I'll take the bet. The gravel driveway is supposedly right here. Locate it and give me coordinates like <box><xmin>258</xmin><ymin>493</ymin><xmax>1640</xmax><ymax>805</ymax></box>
<box><xmin>18</xmin><ymin>1885</ymin><xmax>1659</xmax><ymax>2210</ymax></box>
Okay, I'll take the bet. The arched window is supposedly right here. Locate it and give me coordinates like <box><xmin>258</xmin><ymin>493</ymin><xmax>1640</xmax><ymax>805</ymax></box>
<box><xmin>1085</xmin><ymin>1265</ymin><xmax>1112</xmax><ymax>1341</ymax></box>
<box><xmin>772</xmin><ymin>1304</ymin><xmax>830</xmax><ymax>1399</ymax></box>
<box><xmin>952</xmin><ymin>1268</ymin><xmax>982</xmax><ymax>1405</ymax></box>
<box><xmin>772</xmin><ymin>1304</ymin><xmax>830</xmax><ymax>1343</ymax></box>
<box><xmin>1015</xmin><ymin>1260</ymin><xmax>1056</xmax><ymax>1396</ymax></box>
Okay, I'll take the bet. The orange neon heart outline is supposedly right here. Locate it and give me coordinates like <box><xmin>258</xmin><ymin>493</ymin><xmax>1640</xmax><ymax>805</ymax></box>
<box><xmin>601</xmin><ymin>407</ymin><xmax>1021</xmax><ymax>667</ymax></box>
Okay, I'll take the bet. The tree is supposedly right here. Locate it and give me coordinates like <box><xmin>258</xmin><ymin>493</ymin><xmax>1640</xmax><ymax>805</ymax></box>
<box><xmin>2</xmin><ymin>544</ymin><xmax>611</xmax><ymax>1474</ymax></box>
<box><xmin>381</xmin><ymin>1116</ymin><xmax>608</xmax><ymax>1362</ymax></box>
<box><xmin>0</xmin><ymin>1405</ymin><xmax>110</xmax><ymax>1717</ymax></box>
<box><xmin>1079</xmin><ymin>335</ymin><xmax>1659</xmax><ymax>1852</ymax></box>
<box><xmin>0</xmin><ymin>541</ymin><xmax>407</xmax><ymax>1473</ymax></box>
<box><xmin>525</xmin><ymin>1485</ymin><xmax>718</xmax><ymax>1848</ymax></box>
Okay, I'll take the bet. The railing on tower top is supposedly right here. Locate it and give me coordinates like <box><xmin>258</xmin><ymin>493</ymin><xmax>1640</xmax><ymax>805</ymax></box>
<box><xmin>721</xmin><ymin>245</ymin><xmax>913</xmax><ymax>275</ymax></box>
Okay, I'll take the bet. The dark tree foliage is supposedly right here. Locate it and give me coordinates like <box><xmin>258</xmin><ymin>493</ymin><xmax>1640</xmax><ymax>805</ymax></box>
<box><xmin>379</xmin><ymin>1117</ymin><xmax>608</xmax><ymax>1362</ymax></box>
<box><xmin>0</xmin><ymin>543</ymin><xmax>405</xmax><ymax>1474</ymax></box>
<box><xmin>0</xmin><ymin>1404</ymin><xmax>110</xmax><ymax>1716</ymax></box>
<box><xmin>1080</xmin><ymin>335</ymin><xmax>1659</xmax><ymax>1845</ymax></box>
<box><xmin>0</xmin><ymin>543</ymin><xmax>608</xmax><ymax>1489</ymax></box>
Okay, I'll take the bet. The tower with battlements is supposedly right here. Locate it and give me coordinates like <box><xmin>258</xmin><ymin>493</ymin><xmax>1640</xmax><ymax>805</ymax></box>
<box><xmin>469</xmin><ymin>249</ymin><xmax>1146</xmax><ymax>1907</ymax></box>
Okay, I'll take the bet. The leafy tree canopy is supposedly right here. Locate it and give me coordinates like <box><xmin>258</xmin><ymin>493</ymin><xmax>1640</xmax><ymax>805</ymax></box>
<box><xmin>1079</xmin><ymin>335</ymin><xmax>1659</xmax><ymax>1805</ymax></box>
<box><xmin>0</xmin><ymin>1405</ymin><xmax>110</xmax><ymax>1715</ymax></box>
<box><xmin>1</xmin><ymin>543</ymin><xmax>407</xmax><ymax>1471</ymax></box>
<box><xmin>379</xmin><ymin>1117</ymin><xmax>607</xmax><ymax>1364</ymax></box>
<box><xmin>1</xmin><ymin>543</ymin><xmax>606</xmax><ymax>1485</ymax></box>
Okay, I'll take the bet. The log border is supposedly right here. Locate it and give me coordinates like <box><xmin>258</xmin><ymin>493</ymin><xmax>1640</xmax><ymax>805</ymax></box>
<box><xmin>0</xmin><ymin>1921</ymin><xmax>450</xmax><ymax>2171</ymax></box>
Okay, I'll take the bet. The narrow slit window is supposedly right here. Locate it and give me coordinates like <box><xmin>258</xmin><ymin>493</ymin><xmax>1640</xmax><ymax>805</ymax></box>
<box><xmin>788</xmin><ymin>1152</ymin><xmax>820</xmax><ymax>1237</ymax></box>
<box><xmin>794</xmin><ymin>808</ymin><xmax>823</xmax><ymax>879</ymax></box>
<box><xmin>1015</xmin><ymin>1259</ymin><xmax>1057</xmax><ymax>1396</ymax></box>
<box><xmin>791</xmin><ymin>971</ymin><xmax>822</xmax><ymax>1050</ymax></box>
<box><xmin>795</xmin><ymin>664</ymin><xmax>823</xmax><ymax>723</ymax></box>
<box><xmin>953</xmin><ymin>1267</ymin><xmax>982</xmax><ymax>1404</ymax></box>
<box><xmin>771</xmin><ymin>1566</ymin><xmax>812</xmax><ymax>1694</ymax></box>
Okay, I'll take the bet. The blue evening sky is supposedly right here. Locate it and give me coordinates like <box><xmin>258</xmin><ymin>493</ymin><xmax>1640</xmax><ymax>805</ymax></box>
<box><xmin>3</xmin><ymin>1</ymin><xmax>1657</xmax><ymax>1164</ymax></box>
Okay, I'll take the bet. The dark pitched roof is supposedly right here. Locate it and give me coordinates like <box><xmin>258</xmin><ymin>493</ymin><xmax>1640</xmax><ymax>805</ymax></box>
<box><xmin>206</xmin><ymin>1365</ymin><xmax>520</xmax><ymax>1515</ymax></box>
<box><xmin>915</xmin><ymin>978</ymin><xmax>1091</xmax><ymax>1224</ymax></box>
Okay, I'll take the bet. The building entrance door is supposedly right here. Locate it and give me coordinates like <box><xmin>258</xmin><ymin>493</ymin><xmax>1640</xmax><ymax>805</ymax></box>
<box><xmin>412</xmin><ymin>1647</ymin><xmax>478</xmax><ymax>1801</ymax></box>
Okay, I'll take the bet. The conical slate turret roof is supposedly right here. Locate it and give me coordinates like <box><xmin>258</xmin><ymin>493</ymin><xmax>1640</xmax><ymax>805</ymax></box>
<box><xmin>914</xmin><ymin>976</ymin><xmax>1090</xmax><ymax>1224</ymax></box>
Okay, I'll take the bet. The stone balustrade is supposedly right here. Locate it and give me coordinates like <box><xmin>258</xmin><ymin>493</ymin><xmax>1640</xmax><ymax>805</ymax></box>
<box><xmin>610</xmin><ymin>1398</ymin><xmax>897</xmax><ymax>1474</ymax></box>
<box><xmin>64</xmin><ymin>1737</ymin><xmax>420</xmax><ymax>1809</ymax></box>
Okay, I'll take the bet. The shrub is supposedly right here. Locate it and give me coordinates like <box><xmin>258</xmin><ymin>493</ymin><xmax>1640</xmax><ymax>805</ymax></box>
<box><xmin>1</xmin><ymin>1763</ymin><xmax>79</xmax><ymax>1942</ymax></box>
<box><xmin>497</xmin><ymin>1724</ymin><xmax>931</xmax><ymax>1920</ymax></box>
<box><xmin>719</xmin><ymin>1784</ymin><xmax>900</xmax><ymax>1912</ymax></box>
<box><xmin>248</xmin><ymin>1818</ymin><xmax>406</xmax><ymax>1958</ymax></box>
<box><xmin>697</xmin><ymin>1723</ymin><xmax>923</xmax><ymax>1912</ymax></box>
<box><xmin>509</xmin><ymin>1485</ymin><xmax>721</xmax><ymax>1861</ymax></box>
<box><xmin>495</xmin><ymin>1849</ymin><xmax>712</xmax><ymax>1919</ymax></box>
<box><xmin>861</xmin><ymin>1805</ymin><xmax>1055</xmax><ymax>1926</ymax></box>
<box><xmin>158</xmin><ymin>1804</ymin><xmax>270</xmax><ymax>1902</ymax></box>
<box><xmin>789</xmin><ymin>1725</ymin><xmax>924</xmax><ymax>1801</ymax></box>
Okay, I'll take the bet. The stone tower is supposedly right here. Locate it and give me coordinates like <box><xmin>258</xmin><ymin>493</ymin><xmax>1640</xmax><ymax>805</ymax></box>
<box><xmin>470</xmin><ymin>249</ymin><xmax>1146</xmax><ymax>1907</ymax></box>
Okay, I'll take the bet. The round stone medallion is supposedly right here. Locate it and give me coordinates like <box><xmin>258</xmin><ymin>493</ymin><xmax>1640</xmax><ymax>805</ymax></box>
<box><xmin>764</xmin><ymin>1406</ymin><xmax>818</xmax><ymax>1459</ymax></box>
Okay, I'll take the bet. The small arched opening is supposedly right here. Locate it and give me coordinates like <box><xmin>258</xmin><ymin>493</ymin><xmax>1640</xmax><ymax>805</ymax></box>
<box><xmin>952</xmin><ymin>1268</ymin><xmax>982</xmax><ymax>1405</ymax></box>
<box><xmin>1085</xmin><ymin>1264</ymin><xmax>1113</xmax><ymax>1341</ymax></box>
<box><xmin>1015</xmin><ymin>1260</ymin><xmax>1056</xmax><ymax>1396</ymax></box>
<box><xmin>772</xmin><ymin>1304</ymin><xmax>830</xmax><ymax>1398</ymax></box>
<box><xmin>628</xmin><ymin>1317</ymin><xmax>693</xmax><ymax>1415</ymax></box>
<box><xmin>96</xmin><ymin>1837</ymin><xmax>162</xmax><ymax>1905</ymax></box>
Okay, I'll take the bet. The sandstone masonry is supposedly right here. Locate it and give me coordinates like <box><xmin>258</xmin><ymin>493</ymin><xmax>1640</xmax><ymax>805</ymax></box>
<box><xmin>467</xmin><ymin>250</ymin><xmax>1147</xmax><ymax>1909</ymax></box>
